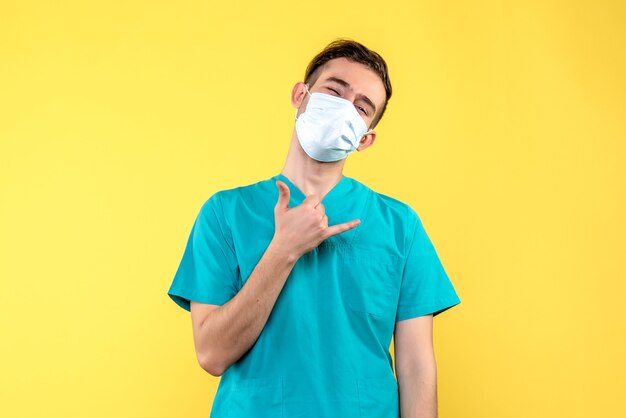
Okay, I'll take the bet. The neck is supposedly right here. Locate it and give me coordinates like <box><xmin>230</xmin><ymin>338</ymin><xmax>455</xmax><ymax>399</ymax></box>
<box><xmin>280</xmin><ymin>129</ymin><xmax>347</xmax><ymax>198</ymax></box>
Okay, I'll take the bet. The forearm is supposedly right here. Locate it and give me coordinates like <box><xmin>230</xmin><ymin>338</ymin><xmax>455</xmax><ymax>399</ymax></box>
<box><xmin>398</xmin><ymin>364</ymin><xmax>438</xmax><ymax>418</ymax></box>
<box><xmin>196</xmin><ymin>239</ymin><xmax>298</xmax><ymax>374</ymax></box>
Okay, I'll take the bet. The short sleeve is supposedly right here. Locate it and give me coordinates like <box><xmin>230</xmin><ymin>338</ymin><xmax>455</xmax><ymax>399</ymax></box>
<box><xmin>167</xmin><ymin>192</ymin><xmax>240</xmax><ymax>312</ymax></box>
<box><xmin>396</xmin><ymin>207</ymin><xmax>461</xmax><ymax>321</ymax></box>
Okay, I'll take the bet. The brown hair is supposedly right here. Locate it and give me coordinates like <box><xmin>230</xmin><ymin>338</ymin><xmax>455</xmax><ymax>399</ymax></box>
<box><xmin>304</xmin><ymin>39</ymin><xmax>392</xmax><ymax>128</ymax></box>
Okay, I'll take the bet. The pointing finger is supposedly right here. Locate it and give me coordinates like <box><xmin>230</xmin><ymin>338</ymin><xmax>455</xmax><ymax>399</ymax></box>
<box><xmin>324</xmin><ymin>219</ymin><xmax>361</xmax><ymax>238</ymax></box>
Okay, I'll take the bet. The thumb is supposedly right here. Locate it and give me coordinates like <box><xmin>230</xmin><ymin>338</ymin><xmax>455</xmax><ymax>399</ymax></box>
<box><xmin>275</xmin><ymin>180</ymin><xmax>291</xmax><ymax>212</ymax></box>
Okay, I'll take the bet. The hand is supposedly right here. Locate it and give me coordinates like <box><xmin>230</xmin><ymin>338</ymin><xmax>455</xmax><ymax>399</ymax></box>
<box><xmin>272</xmin><ymin>180</ymin><xmax>361</xmax><ymax>260</ymax></box>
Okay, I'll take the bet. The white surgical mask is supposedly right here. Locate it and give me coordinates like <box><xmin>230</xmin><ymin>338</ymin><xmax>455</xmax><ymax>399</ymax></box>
<box><xmin>295</xmin><ymin>85</ymin><xmax>373</xmax><ymax>162</ymax></box>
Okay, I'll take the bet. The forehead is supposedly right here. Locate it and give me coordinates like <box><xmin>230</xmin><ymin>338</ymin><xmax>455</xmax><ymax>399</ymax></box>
<box><xmin>312</xmin><ymin>57</ymin><xmax>386</xmax><ymax>109</ymax></box>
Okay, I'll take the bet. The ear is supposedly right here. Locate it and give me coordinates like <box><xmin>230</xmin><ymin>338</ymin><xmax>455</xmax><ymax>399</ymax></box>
<box><xmin>356</xmin><ymin>131</ymin><xmax>377</xmax><ymax>152</ymax></box>
<box><xmin>291</xmin><ymin>82</ymin><xmax>308</xmax><ymax>109</ymax></box>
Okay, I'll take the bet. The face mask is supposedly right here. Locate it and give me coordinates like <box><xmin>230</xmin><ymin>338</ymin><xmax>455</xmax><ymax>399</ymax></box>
<box><xmin>295</xmin><ymin>85</ymin><xmax>373</xmax><ymax>162</ymax></box>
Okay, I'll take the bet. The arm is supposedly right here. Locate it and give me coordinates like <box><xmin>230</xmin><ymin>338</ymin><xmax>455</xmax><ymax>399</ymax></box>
<box><xmin>394</xmin><ymin>314</ymin><xmax>437</xmax><ymax>418</ymax></box>
<box><xmin>190</xmin><ymin>240</ymin><xmax>297</xmax><ymax>377</ymax></box>
<box><xmin>189</xmin><ymin>180</ymin><xmax>360</xmax><ymax>377</ymax></box>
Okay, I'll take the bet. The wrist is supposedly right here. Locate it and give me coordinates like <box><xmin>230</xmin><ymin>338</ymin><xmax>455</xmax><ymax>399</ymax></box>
<box><xmin>267</xmin><ymin>238</ymin><xmax>300</xmax><ymax>266</ymax></box>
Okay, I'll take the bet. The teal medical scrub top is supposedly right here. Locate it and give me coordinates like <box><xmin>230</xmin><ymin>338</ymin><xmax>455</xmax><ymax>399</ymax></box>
<box><xmin>168</xmin><ymin>172</ymin><xmax>461</xmax><ymax>418</ymax></box>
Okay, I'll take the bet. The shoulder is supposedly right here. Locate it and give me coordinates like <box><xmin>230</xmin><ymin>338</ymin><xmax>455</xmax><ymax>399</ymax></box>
<box><xmin>199</xmin><ymin>174</ymin><xmax>276</xmax><ymax>214</ymax></box>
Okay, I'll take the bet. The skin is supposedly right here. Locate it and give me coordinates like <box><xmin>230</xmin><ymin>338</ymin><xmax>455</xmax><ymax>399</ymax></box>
<box><xmin>189</xmin><ymin>57</ymin><xmax>437</xmax><ymax>418</ymax></box>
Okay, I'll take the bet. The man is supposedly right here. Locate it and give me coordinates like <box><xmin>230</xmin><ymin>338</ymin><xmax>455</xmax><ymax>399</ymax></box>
<box><xmin>167</xmin><ymin>39</ymin><xmax>461</xmax><ymax>418</ymax></box>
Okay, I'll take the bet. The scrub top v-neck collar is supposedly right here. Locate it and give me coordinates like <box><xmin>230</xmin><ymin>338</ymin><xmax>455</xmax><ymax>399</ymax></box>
<box><xmin>274</xmin><ymin>172</ymin><xmax>350</xmax><ymax>209</ymax></box>
<box><xmin>272</xmin><ymin>171</ymin><xmax>369</xmax><ymax>248</ymax></box>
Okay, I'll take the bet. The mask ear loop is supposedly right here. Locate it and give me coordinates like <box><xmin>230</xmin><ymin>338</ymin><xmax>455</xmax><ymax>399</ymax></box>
<box><xmin>294</xmin><ymin>84</ymin><xmax>311</xmax><ymax>121</ymax></box>
<box><xmin>359</xmin><ymin>122</ymin><xmax>375</xmax><ymax>143</ymax></box>
<box><xmin>357</xmin><ymin>129</ymin><xmax>374</xmax><ymax>146</ymax></box>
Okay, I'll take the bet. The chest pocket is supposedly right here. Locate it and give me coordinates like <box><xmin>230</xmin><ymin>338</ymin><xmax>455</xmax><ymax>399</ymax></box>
<box><xmin>340</xmin><ymin>252</ymin><xmax>402</xmax><ymax>318</ymax></box>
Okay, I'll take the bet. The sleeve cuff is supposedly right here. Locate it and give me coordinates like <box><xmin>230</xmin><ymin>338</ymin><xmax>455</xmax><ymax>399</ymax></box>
<box><xmin>395</xmin><ymin>297</ymin><xmax>461</xmax><ymax>321</ymax></box>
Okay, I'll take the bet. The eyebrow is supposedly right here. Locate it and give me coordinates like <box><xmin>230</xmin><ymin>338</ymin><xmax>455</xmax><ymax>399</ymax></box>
<box><xmin>324</xmin><ymin>76</ymin><xmax>377</xmax><ymax>115</ymax></box>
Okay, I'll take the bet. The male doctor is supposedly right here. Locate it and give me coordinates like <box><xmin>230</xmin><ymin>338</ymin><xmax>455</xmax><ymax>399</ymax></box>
<box><xmin>168</xmin><ymin>39</ymin><xmax>461</xmax><ymax>418</ymax></box>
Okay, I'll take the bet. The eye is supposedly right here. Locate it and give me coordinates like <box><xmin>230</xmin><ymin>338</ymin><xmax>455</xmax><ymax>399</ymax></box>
<box><xmin>327</xmin><ymin>87</ymin><xmax>340</xmax><ymax>96</ymax></box>
<box><xmin>356</xmin><ymin>105</ymin><xmax>368</xmax><ymax>116</ymax></box>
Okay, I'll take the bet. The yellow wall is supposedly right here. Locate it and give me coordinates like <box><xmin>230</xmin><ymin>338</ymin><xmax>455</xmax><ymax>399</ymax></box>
<box><xmin>1</xmin><ymin>1</ymin><xmax>624</xmax><ymax>417</ymax></box>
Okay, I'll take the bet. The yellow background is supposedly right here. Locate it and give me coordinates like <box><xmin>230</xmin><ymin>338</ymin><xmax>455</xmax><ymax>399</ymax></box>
<box><xmin>1</xmin><ymin>0</ymin><xmax>624</xmax><ymax>417</ymax></box>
